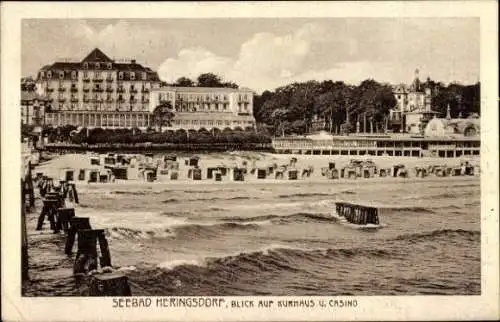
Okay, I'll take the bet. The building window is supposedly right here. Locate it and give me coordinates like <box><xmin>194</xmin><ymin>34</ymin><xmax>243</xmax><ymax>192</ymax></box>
<box><xmin>71</xmin><ymin>71</ymin><xmax>77</xmax><ymax>79</ymax></box>
<box><xmin>47</xmin><ymin>71</ymin><xmax>52</xmax><ymax>79</ymax></box>
<box><xmin>142</xmin><ymin>72</ymin><xmax>147</xmax><ymax>80</ymax></box>
<box><xmin>83</xmin><ymin>71</ymin><xmax>88</xmax><ymax>78</ymax></box>
<box><xmin>59</xmin><ymin>72</ymin><xmax>64</xmax><ymax>80</ymax></box>
<box><xmin>107</xmin><ymin>63</ymin><xmax>112</xmax><ymax>70</ymax></box>
<box><xmin>95</xmin><ymin>71</ymin><xmax>101</xmax><ymax>78</ymax></box>
<box><xmin>83</xmin><ymin>63</ymin><xmax>88</xmax><ymax>69</ymax></box>
<box><xmin>96</xmin><ymin>63</ymin><xmax>100</xmax><ymax>69</ymax></box>
<box><xmin>130</xmin><ymin>72</ymin><xmax>135</xmax><ymax>80</ymax></box>
<box><xmin>118</xmin><ymin>72</ymin><xmax>123</xmax><ymax>80</ymax></box>
<box><xmin>41</xmin><ymin>71</ymin><xmax>45</xmax><ymax>78</ymax></box>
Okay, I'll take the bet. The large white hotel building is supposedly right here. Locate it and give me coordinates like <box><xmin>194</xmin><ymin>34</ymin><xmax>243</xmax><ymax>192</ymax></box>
<box><xmin>31</xmin><ymin>48</ymin><xmax>256</xmax><ymax>130</ymax></box>
<box><xmin>149</xmin><ymin>86</ymin><xmax>255</xmax><ymax>130</ymax></box>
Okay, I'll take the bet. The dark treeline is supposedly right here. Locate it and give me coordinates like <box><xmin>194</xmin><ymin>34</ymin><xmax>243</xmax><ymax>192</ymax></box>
<box><xmin>162</xmin><ymin>73</ymin><xmax>239</xmax><ymax>89</ymax></box>
<box><xmin>253</xmin><ymin>79</ymin><xmax>481</xmax><ymax>136</ymax></box>
<box><xmin>420</xmin><ymin>78</ymin><xmax>481</xmax><ymax>118</ymax></box>
<box><xmin>21</xmin><ymin>77</ymin><xmax>37</xmax><ymax>91</ymax></box>
<box><xmin>39</xmin><ymin>125</ymin><xmax>271</xmax><ymax>145</ymax></box>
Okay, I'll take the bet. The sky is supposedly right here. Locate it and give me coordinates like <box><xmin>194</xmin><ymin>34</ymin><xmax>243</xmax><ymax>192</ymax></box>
<box><xmin>22</xmin><ymin>18</ymin><xmax>480</xmax><ymax>93</ymax></box>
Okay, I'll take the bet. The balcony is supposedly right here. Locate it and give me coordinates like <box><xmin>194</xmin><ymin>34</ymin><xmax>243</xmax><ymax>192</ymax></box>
<box><xmin>70</xmin><ymin>97</ymin><xmax>78</xmax><ymax>103</ymax></box>
<box><xmin>117</xmin><ymin>98</ymin><xmax>125</xmax><ymax>103</ymax></box>
<box><xmin>141</xmin><ymin>88</ymin><xmax>149</xmax><ymax>93</ymax></box>
<box><xmin>106</xmin><ymin>87</ymin><xmax>114</xmax><ymax>92</ymax></box>
<box><xmin>129</xmin><ymin>88</ymin><xmax>138</xmax><ymax>94</ymax></box>
<box><xmin>93</xmin><ymin>77</ymin><xmax>104</xmax><ymax>82</ymax></box>
<box><xmin>106</xmin><ymin>77</ymin><xmax>114</xmax><ymax>82</ymax></box>
<box><xmin>106</xmin><ymin>98</ymin><xmax>114</xmax><ymax>103</ymax></box>
<box><xmin>92</xmin><ymin>88</ymin><xmax>104</xmax><ymax>93</ymax></box>
<box><xmin>58</xmin><ymin>87</ymin><xmax>66</xmax><ymax>92</ymax></box>
<box><xmin>130</xmin><ymin>99</ymin><xmax>137</xmax><ymax>104</ymax></box>
<box><xmin>117</xmin><ymin>88</ymin><xmax>125</xmax><ymax>93</ymax></box>
<box><xmin>142</xmin><ymin>99</ymin><xmax>150</xmax><ymax>103</ymax></box>
<box><xmin>83</xmin><ymin>78</ymin><xmax>91</xmax><ymax>82</ymax></box>
<box><xmin>83</xmin><ymin>87</ymin><xmax>90</xmax><ymax>92</ymax></box>
<box><xmin>70</xmin><ymin>87</ymin><xmax>78</xmax><ymax>93</ymax></box>
<box><xmin>46</xmin><ymin>88</ymin><xmax>54</xmax><ymax>93</ymax></box>
<box><xmin>58</xmin><ymin>98</ymin><xmax>66</xmax><ymax>102</ymax></box>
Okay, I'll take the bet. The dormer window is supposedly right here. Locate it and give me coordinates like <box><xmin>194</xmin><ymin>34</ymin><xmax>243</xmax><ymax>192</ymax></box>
<box><xmin>96</xmin><ymin>63</ymin><xmax>100</xmax><ymax>69</ymax></box>
<box><xmin>47</xmin><ymin>71</ymin><xmax>52</xmax><ymax>79</ymax></box>
<box><xmin>130</xmin><ymin>72</ymin><xmax>135</xmax><ymax>80</ymax></box>
<box><xmin>59</xmin><ymin>72</ymin><xmax>64</xmax><ymax>80</ymax></box>
<box><xmin>71</xmin><ymin>71</ymin><xmax>77</xmax><ymax>79</ymax></box>
<box><xmin>41</xmin><ymin>71</ymin><xmax>45</xmax><ymax>78</ymax></box>
<box><xmin>118</xmin><ymin>72</ymin><xmax>123</xmax><ymax>80</ymax></box>
<box><xmin>83</xmin><ymin>63</ymin><xmax>88</xmax><ymax>69</ymax></box>
<box><xmin>107</xmin><ymin>63</ymin><xmax>112</xmax><ymax>70</ymax></box>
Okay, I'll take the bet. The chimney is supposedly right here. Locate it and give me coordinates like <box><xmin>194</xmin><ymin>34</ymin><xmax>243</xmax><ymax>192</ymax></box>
<box><xmin>131</xmin><ymin>59</ymin><xmax>136</xmax><ymax>64</ymax></box>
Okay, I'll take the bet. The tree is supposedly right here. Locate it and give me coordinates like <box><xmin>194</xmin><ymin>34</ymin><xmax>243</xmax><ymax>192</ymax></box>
<box><xmin>153</xmin><ymin>101</ymin><xmax>175</xmax><ymax>132</ymax></box>
<box><xmin>174</xmin><ymin>77</ymin><xmax>195</xmax><ymax>87</ymax></box>
<box><xmin>314</xmin><ymin>81</ymin><xmax>353</xmax><ymax>133</ymax></box>
<box><xmin>197</xmin><ymin>73</ymin><xmax>224</xmax><ymax>87</ymax></box>
<box><xmin>221</xmin><ymin>82</ymin><xmax>239</xmax><ymax>89</ymax></box>
<box><xmin>271</xmin><ymin>108</ymin><xmax>289</xmax><ymax>137</ymax></box>
<box><xmin>21</xmin><ymin>77</ymin><xmax>36</xmax><ymax>91</ymax></box>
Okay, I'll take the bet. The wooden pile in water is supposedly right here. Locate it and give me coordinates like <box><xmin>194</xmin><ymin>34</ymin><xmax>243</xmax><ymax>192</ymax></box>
<box><xmin>335</xmin><ymin>202</ymin><xmax>379</xmax><ymax>225</ymax></box>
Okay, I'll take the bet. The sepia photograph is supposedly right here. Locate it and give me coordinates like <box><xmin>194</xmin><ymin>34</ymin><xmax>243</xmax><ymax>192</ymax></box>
<box><xmin>2</xmin><ymin>1</ymin><xmax>499</xmax><ymax>321</ymax></box>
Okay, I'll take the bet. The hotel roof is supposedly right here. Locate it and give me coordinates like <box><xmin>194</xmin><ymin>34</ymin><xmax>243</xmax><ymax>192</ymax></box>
<box><xmin>37</xmin><ymin>48</ymin><xmax>160</xmax><ymax>81</ymax></box>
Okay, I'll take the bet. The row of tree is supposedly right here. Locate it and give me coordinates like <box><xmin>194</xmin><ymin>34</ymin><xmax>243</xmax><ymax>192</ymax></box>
<box><xmin>419</xmin><ymin>79</ymin><xmax>480</xmax><ymax>118</ymax></box>
<box><xmin>253</xmin><ymin>79</ymin><xmax>396</xmax><ymax>136</ymax></box>
<box><xmin>253</xmin><ymin>79</ymin><xmax>481</xmax><ymax>136</ymax></box>
<box><xmin>41</xmin><ymin>125</ymin><xmax>271</xmax><ymax>145</ymax></box>
<box><xmin>162</xmin><ymin>73</ymin><xmax>239</xmax><ymax>89</ymax></box>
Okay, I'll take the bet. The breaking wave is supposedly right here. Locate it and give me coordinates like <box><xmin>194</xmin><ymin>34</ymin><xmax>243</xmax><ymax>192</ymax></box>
<box><xmin>393</xmin><ymin>229</ymin><xmax>480</xmax><ymax>242</ymax></box>
<box><xmin>162</xmin><ymin>196</ymin><xmax>253</xmax><ymax>203</ymax></box>
<box><xmin>218</xmin><ymin>212</ymin><xmax>334</xmax><ymax>225</ymax></box>
<box><xmin>379</xmin><ymin>206</ymin><xmax>436</xmax><ymax>214</ymax></box>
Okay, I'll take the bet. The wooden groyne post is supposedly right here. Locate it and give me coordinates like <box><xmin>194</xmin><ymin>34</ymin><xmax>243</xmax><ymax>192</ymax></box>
<box><xmin>36</xmin><ymin>198</ymin><xmax>60</xmax><ymax>232</ymax></box>
<box><xmin>73</xmin><ymin>229</ymin><xmax>112</xmax><ymax>274</ymax></box>
<box><xmin>335</xmin><ymin>202</ymin><xmax>379</xmax><ymax>225</ymax></box>
<box><xmin>65</xmin><ymin>217</ymin><xmax>92</xmax><ymax>255</ymax></box>
<box><xmin>89</xmin><ymin>272</ymin><xmax>132</xmax><ymax>296</ymax></box>
<box><xmin>56</xmin><ymin>208</ymin><xmax>75</xmax><ymax>233</ymax></box>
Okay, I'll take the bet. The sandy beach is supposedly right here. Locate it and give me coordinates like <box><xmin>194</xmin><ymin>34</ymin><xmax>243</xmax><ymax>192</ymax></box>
<box><xmin>34</xmin><ymin>151</ymin><xmax>480</xmax><ymax>185</ymax></box>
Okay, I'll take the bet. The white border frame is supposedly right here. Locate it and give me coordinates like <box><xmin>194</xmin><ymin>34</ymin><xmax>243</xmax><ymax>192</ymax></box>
<box><xmin>2</xmin><ymin>1</ymin><xmax>498</xmax><ymax>321</ymax></box>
